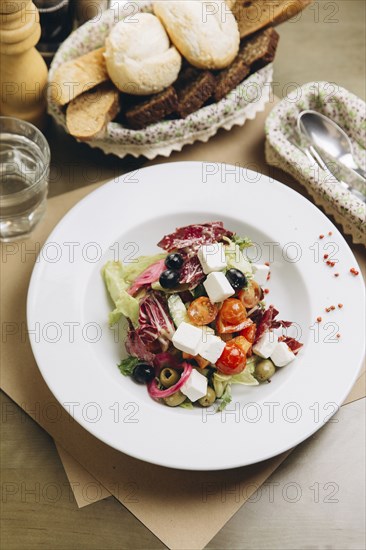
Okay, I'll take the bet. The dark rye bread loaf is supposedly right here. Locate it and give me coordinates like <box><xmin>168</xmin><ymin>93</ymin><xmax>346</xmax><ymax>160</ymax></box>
<box><xmin>175</xmin><ymin>66</ymin><xmax>216</xmax><ymax>118</ymax></box>
<box><xmin>214</xmin><ymin>27</ymin><xmax>279</xmax><ymax>102</ymax></box>
<box><xmin>125</xmin><ymin>86</ymin><xmax>178</xmax><ymax>129</ymax></box>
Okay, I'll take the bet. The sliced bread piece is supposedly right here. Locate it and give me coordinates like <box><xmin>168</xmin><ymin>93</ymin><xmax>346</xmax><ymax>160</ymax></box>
<box><xmin>175</xmin><ymin>67</ymin><xmax>216</xmax><ymax>118</ymax></box>
<box><xmin>239</xmin><ymin>27</ymin><xmax>280</xmax><ymax>69</ymax></box>
<box><xmin>214</xmin><ymin>27</ymin><xmax>278</xmax><ymax>102</ymax></box>
<box><xmin>51</xmin><ymin>47</ymin><xmax>109</xmax><ymax>106</ymax></box>
<box><xmin>232</xmin><ymin>0</ymin><xmax>313</xmax><ymax>38</ymax></box>
<box><xmin>125</xmin><ymin>86</ymin><xmax>178</xmax><ymax>129</ymax></box>
<box><xmin>66</xmin><ymin>82</ymin><xmax>119</xmax><ymax>141</ymax></box>
<box><xmin>214</xmin><ymin>57</ymin><xmax>250</xmax><ymax>102</ymax></box>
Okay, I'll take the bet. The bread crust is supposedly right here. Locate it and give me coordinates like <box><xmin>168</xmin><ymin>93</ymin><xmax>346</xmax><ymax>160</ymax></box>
<box><xmin>153</xmin><ymin>1</ymin><xmax>240</xmax><ymax>70</ymax></box>
<box><xmin>50</xmin><ymin>48</ymin><xmax>109</xmax><ymax>106</ymax></box>
<box><xmin>175</xmin><ymin>68</ymin><xmax>216</xmax><ymax>118</ymax></box>
<box><xmin>104</xmin><ymin>13</ymin><xmax>182</xmax><ymax>95</ymax></box>
<box><xmin>125</xmin><ymin>86</ymin><xmax>178</xmax><ymax>129</ymax></box>
<box><xmin>232</xmin><ymin>0</ymin><xmax>313</xmax><ymax>38</ymax></box>
<box><xmin>66</xmin><ymin>83</ymin><xmax>120</xmax><ymax>140</ymax></box>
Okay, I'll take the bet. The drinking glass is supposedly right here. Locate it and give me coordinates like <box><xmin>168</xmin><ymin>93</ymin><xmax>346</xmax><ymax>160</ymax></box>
<box><xmin>0</xmin><ymin>117</ymin><xmax>50</xmax><ymax>242</ymax></box>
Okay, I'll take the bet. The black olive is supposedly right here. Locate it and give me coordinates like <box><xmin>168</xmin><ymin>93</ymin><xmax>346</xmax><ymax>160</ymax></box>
<box><xmin>159</xmin><ymin>269</ymin><xmax>180</xmax><ymax>289</ymax></box>
<box><xmin>165</xmin><ymin>253</ymin><xmax>184</xmax><ymax>270</ymax></box>
<box><xmin>132</xmin><ymin>363</ymin><xmax>155</xmax><ymax>384</ymax></box>
<box><xmin>226</xmin><ymin>268</ymin><xmax>248</xmax><ymax>290</ymax></box>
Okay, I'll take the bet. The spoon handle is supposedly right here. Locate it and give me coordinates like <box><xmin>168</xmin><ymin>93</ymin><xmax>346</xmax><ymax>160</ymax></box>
<box><xmin>350</xmin><ymin>165</ymin><xmax>366</xmax><ymax>181</ymax></box>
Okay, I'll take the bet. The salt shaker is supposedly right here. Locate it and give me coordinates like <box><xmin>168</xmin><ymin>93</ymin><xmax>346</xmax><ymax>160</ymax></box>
<box><xmin>0</xmin><ymin>0</ymin><xmax>48</xmax><ymax>128</ymax></box>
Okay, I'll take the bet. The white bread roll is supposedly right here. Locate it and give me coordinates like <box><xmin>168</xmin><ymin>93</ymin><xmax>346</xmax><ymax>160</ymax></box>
<box><xmin>153</xmin><ymin>0</ymin><xmax>240</xmax><ymax>69</ymax></box>
<box><xmin>104</xmin><ymin>13</ymin><xmax>182</xmax><ymax>95</ymax></box>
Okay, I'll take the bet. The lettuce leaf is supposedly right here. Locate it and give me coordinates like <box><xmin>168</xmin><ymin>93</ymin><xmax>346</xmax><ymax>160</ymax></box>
<box><xmin>224</xmin><ymin>241</ymin><xmax>253</xmax><ymax>276</ymax></box>
<box><xmin>117</xmin><ymin>356</ymin><xmax>139</xmax><ymax>376</ymax></box>
<box><xmin>180</xmin><ymin>400</ymin><xmax>194</xmax><ymax>410</ymax></box>
<box><xmin>217</xmin><ymin>384</ymin><xmax>232</xmax><ymax>412</ymax></box>
<box><xmin>231</xmin><ymin>234</ymin><xmax>253</xmax><ymax>250</ymax></box>
<box><xmin>102</xmin><ymin>261</ymin><xmax>139</xmax><ymax>326</ymax></box>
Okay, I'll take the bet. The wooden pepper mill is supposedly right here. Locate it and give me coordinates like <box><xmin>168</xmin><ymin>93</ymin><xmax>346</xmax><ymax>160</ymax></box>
<box><xmin>0</xmin><ymin>0</ymin><xmax>48</xmax><ymax>128</ymax></box>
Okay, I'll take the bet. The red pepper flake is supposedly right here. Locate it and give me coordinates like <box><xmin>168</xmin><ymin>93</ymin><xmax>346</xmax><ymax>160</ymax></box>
<box><xmin>330</xmin><ymin>261</ymin><xmax>336</xmax><ymax>267</ymax></box>
<box><xmin>316</xmin><ymin>316</ymin><xmax>322</xmax><ymax>323</ymax></box>
<box><xmin>264</xmin><ymin>288</ymin><xmax>270</xmax><ymax>294</ymax></box>
<box><xmin>325</xmin><ymin>307</ymin><xmax>331</xmax><ymax>313</ymax></box>
<box><xmin>264</xmin><ymin>262</ymin><xmax>270</xmax><ymax>266</ymax></box>
<box><xmin>338</xmin><ymin>303</ymin><xmax>343</xmax><ymax>309</ymax></box>
<box><xmin>336</xmin><ymin>333</ymin><xmax>341</xmax><ymax>339</ymax></box>
<box><xmin>323</xmin><ymin>254</ymin><xmax>329</xmax><ymax>259</ymax></box>
<box><xmin>330</xmin><ymin>305</ymin><xmax>336</xmax><ymax>310</ymax></box>
<box><xmin>334</xmin><ymin>273</ymin><xmax>340</xmax><ymax>277</ymax></box>
<box><xmin>328</xmin><ymin>231</ymin><xmax>333</xmax><ymax>236</ymax></box>
<box><xmin>266</xmin><ymin>272</ymin><xmax>271</xmax><ymax>281</ymax></box>
<box><xmin>350</xmin><ymin>268</ymin><xmax>359</xmax><ymax>276</ymax></box>
<box><xmin>319</xmin><ymin>234</ymin><xmax>324</xmax><ymax>239</ymax></box>
<box><xmin>326</xmin><ymin>260</ymin><xmax>331</xmax><ymax>265</ymax></box>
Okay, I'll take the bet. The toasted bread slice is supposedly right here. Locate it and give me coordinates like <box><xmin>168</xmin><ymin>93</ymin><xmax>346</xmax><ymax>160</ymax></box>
<box><xmin>232</xmin><ymin>0</ymin><xmax>313</xmax><ymax>38</ymax></box>
<box><xmin>51</xmin><ymin>47</ymin><xmax>109</xmax><ymax>106</ymax></box>
<box><xmin>125</xmin><ymin>86</ymin><xmax>178</xmax><ymax>129</ymax></box>
<box><xmin>66</xmin><ymin>82</ymin><xmax>119</xmax><ymax>141</ymax></box>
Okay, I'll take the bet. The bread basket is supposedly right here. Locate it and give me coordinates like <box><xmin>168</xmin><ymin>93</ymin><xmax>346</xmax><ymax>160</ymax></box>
<box><xmin>48</xmin><ymin>2</ymin><xmax>273</xmax><ymax>159</ymax></box>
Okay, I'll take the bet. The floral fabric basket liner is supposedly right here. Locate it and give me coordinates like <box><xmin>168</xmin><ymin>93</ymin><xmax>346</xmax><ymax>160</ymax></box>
<box><xmin>265</xmin><ymin>81</ymin><xmax>366</xmax><ymax>245</ymax></box>
<box><xmin>48</xmin><ymin>2</ymin><xmax>272</xmax><ymax>160</ymax></box>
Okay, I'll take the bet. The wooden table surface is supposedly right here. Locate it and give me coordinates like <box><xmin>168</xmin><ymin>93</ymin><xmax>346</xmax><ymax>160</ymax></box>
<box><xmin>2</xmin><ymin>3</ymin><xmax>366</xmax><ymax>540</ymax></box>
<box><xmin>1</xmin><ymin>105</ymin><xmax>365</xmax><ymax>548</ymax></box>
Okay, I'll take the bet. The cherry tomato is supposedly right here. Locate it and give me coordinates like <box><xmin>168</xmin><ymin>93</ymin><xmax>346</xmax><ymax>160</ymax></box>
<box><xmin>216</xmin><ymin>341</ymin><xmax>247</xmax><ymax>375</ymax></box>
<box><xmin>231</xmin><ymin>335</ymin><xmax>252</xmax><ymax>355</ymax></box>
<box><xmin>187</xmin><ymin>297</ymin><xmax>218</xmax><ymax>325</ymax></box>
<box><xmin>238</xmin><ymin>280</ymin><xmax>262</xmax><ymax>309</ymax></box>
<box><xmin>182</xmin><ymin>352</ymin><xmax>210</xmax><ymax>369</ymax></box>
<box><xmin>216</xmin><ymin>298</ymin><xmax>249</xmax><ymax>333</ymax></box>
<box><xmin>240</xmin><ymin>322</ymin><xmax>256</xmax><ymax>344</ymax></box>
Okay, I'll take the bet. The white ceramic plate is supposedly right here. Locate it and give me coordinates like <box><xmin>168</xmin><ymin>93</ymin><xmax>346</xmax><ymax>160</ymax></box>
<box><xmin>27</xmin><ymin>162</ymin><xmax>365</xmax><ymax>470</ymax></box>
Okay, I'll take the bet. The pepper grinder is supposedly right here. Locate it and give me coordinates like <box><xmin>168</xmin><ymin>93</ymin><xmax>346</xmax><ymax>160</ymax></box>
<box><xmin>0</xmin><ymin>0</ymin><xmax>48</xmax><ymax>128</ymax></box>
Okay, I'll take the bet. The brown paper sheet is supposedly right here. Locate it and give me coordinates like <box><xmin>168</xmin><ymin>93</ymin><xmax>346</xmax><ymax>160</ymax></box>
<box><xmin>1</xmin><ymin>103</ymin><xmax>365</xmax><ymax>550</ymax></box>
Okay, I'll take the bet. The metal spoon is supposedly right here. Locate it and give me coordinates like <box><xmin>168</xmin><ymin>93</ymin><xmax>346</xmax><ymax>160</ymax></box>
<box><xmin>298</xmin><ymin>110</ymin><xmax>366</xmax><ymax>181</ymax></box>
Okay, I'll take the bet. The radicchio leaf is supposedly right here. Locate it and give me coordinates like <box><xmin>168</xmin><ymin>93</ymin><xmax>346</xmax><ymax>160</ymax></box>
<box><xmin>278</xmin><ymin>336</ymin><xmax>303</xmax><ymax>354</ymax></box>
<box><xmin>254</xmin><ymin>305</ymin><xmax>279</xmax><ymax>343</ymax></box>
<box><xmin>272</xmin><ymin>319</ymin><xmax>293</xmax><ymax>329</ymax></box>
<box><xmin>253</xmin><ymin>306</ymin><xmax>294</xmax><ymax>343</ymax></box>
<box><xmin>157</xmin><ymin>222</ymin><xmax>233</xmax><ymax>256</ymax></box>
<box><xmin>179</xmin><ymin>255</ymin><xmax>205</xmax><ymax>288</ymax></box>
<box><xmin>137</xmin><ymin>292</ymin><xmax>175</xmax><ymax>352</ymax></box>
<box><xmin>125</xmin><ymin>326</ymin><xmax>155</xmax><ymax>363</ymax></box>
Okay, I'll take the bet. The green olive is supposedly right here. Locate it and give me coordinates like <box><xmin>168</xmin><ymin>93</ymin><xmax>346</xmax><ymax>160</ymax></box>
<box><xmin>254</xmin><ymin>359</ymin><xmax>276</xmax><ymax>382</ymax></box>
<box><xmin>198</xmin><ymin>387</ymin><xmax>216</xmax><ymax>407</ymax></box>
<box><xmin>160</xmin><ymin>368</ymin><xmax>180</xmax><ymax>388</ymax></box>
<box><xmin>163</xmin><ymin>390</ymin><xmax>187</xmax><ymax>407</ymax></box>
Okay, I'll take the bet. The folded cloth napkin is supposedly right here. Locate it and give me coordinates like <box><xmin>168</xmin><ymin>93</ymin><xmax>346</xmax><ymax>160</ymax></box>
<box><xmin>265</xmin><ymin>81</ymin><xmax>366</xmax><ymax>245</ymax></box>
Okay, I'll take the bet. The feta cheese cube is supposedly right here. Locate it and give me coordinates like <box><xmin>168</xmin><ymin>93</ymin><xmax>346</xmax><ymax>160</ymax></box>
<box><xmin>180</xmin><ymin>369</ymin><xmax>208</xmax><ymax>402</ymax></box>
<box><xmin>203</xmin><ymin>272</ymin><xmax>235</xmax><ymax>303</ymax></box>
<box><xmin>270</xmin><ymin>342</ymin><xmax>296</xmax><ymax>367</ymax></box>
<box><xmin>198</xmin><ymin>243</ymin><xmax>227</xmax><ymax>274</ymax></box>
<box><xmin>172</xmin><ymin>322</ymin><xmax>203</xmax><ymax>356</ymax></box>
<box><xmin>252</xmin><ymin>331</ymin><xmax>277</xmax><ymax>358</ymax></box>
<box><xmin>198</xmin><ymin>334</ymin><xmax>226</xmax><ymax>364</ymax></box>
<box><xmin>253</xmin><ymin>264</ymin><xmax>270</xmax><ymax>286</ymax></box>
